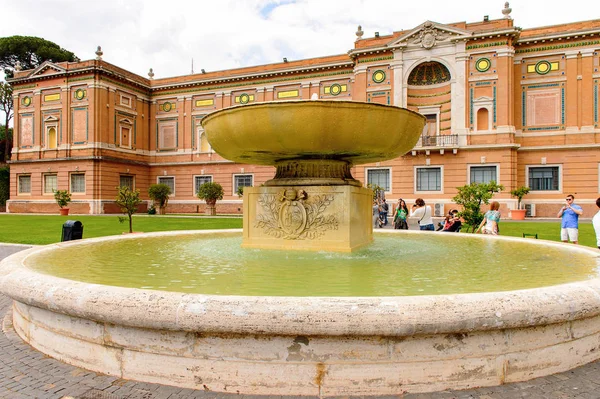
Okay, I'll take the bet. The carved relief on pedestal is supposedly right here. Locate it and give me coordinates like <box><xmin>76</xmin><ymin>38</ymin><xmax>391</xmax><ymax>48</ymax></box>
<box><xmin>255</xmin><ymin>189</ymin><xmax>338</xmax><ymax>240</ymax></box>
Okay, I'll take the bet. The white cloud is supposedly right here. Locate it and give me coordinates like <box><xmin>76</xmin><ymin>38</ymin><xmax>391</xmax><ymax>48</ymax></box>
<box><xmin>0</xmin><ymin>0</ymin><xmax>597</xmax><ymax>80</ymax></box>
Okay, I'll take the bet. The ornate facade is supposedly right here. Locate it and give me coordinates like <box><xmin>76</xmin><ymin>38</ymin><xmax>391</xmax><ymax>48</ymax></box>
<box><xmin>7</xmin><ymin>11</ymin><xmax>600</xmax><ymax>217</ymax></box>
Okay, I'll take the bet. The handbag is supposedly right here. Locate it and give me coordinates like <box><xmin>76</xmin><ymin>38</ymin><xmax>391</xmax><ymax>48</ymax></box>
<box><xmin>417</xmin><ymin>207</ymin><xmax>426</xmax><ymax>225</ymax></box>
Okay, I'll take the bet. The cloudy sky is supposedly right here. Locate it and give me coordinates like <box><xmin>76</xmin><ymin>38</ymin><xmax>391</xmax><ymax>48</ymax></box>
<box><xmin>1</xmin><ymin>0</ymin><xmax>597</xmax><ymax>81</ymax></box>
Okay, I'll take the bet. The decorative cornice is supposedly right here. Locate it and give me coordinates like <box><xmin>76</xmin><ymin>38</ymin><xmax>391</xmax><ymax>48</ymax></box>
<box><xmin>357</xmin><ymin>55</ymin><xmax>394</xmax><ymax>64</ymax></box>
<box><xmin>515</xmin><ymin>39</ymin><xmax>600</xmax><ymax>54</ymax></box>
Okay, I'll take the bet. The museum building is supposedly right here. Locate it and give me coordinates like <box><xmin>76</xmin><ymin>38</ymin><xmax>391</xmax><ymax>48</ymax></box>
<box><xmin>6</xmin><ymin>5</ymin><xmax>600</xmax><ymax>217</ymax></box>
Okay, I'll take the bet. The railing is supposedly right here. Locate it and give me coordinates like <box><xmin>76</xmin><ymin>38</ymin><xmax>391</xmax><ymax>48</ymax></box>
<box><xmin>416</xmin><ymin>134</ymin><xmax>459</xmax><ymax>148</ymax></box>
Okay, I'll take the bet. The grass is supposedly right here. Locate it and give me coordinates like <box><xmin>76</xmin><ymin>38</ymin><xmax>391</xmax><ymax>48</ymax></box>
<box><xmin>467</xmin><ymin>221</ymin><xmax>598</xmax><ymax>248</ymax></box>
<box><xmin>0</xmin><ymin>214</ymin><xmax>597</xmax><ymax>249</ymax></box>
<box><xmin>0</xmin><ymin>214</ymin><xmax>242</xmax><ymax>245</ymax></box>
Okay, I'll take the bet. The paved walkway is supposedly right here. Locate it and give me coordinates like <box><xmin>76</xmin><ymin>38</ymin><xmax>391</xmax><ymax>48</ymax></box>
<box><xmin>1</xmin><ymin>246</ymin><xmax>600</xmax><ymax>398</ymax></box>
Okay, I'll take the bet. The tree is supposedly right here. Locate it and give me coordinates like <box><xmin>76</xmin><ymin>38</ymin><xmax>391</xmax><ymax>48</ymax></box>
<box><xmin>0</xmin><ymin>36</ymin><xmax>76</xmax><ymax>78</ymax></box>
<box><xmin>367</xmin><ymin>183</ymin><xmax>385</xmax><ymax>201</ymax></box>
<box><xmin>115</xmin><ymin>186</ymin><xmax>143</xmax><ymax>233</ymax></box>
<box><xmin>0</xmin><ymin>125</ymin><xmax>12</xmax><ymax>162</ymax></box>
<box><xmin>510</xmin><ymin>186</ymin><xmax>530</xmax><ymax>210</ymax></box>
<box><xmin>0</xmin><ymin>82</ymin><xmax>13</xmax><ymax>162</ymax></box>
<box><xmin>197</xmin><ymin>182</ymin><xmax>224</xmax><ymax>216</ymax></box>
<box><xmin>452</xmin><ymin>181</ymin><xmax>504</xmax><ymax>232</ymax></box>
<box><xmin>0</xmin><ymin>165</ymin><xmax>8</xmax><ymax>207</ymax></box>
<box><xmin>148</xmin><ymin>183</ymin><xmax>171</xmax><ymax>215</ymax></box>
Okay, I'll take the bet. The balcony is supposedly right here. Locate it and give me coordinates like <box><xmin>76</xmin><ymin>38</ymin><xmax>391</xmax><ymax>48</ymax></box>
<box><xmin>416</xmin><ymin>134</ymin><xmax>459</xmax><ymax>148</ymax></box>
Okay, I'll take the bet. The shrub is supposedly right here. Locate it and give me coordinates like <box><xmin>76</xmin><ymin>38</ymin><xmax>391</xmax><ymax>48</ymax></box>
<box><xmin>197</xmin><ymin>182</ymin><xmax>224</xmax><ymax>206</ymax></box>
<box><xmin>53</xmin><ymin>190</ymin><xmax>71</xmax><ymax>208</ymax></box>
<box><xmin>148</xmin><ymin>183</ymin><xmax>171</xmax><ymax>214</ymax></box>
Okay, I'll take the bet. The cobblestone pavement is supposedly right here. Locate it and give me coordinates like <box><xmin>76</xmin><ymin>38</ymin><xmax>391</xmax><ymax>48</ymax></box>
<box><xmin>1</xmin><ymin>245</ymin><xmax>600</xmax><ymax>398</ymax></box>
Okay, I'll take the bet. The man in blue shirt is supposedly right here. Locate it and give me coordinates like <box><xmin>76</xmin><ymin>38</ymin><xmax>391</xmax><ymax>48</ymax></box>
<box><xmin>557</xmin><ymin>194</ymin><xmax>583</xmax><ymax>244</ymax></box>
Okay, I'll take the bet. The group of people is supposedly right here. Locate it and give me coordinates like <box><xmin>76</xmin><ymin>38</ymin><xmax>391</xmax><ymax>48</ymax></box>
<box><xmin>372</xmin><ymin>193</ymin><xmax>600</xmax><ymax>250</ymax></box>
<box><xmin>372</xmin><ymin>198</ymin><xmax>461</xmax><ymax>232</ymax></box>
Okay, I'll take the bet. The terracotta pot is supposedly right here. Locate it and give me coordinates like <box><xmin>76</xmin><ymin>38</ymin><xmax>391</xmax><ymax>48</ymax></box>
<box><xmin>59</xmin><ymin>208</ymin><xmax>70</xmax><ymax>216</ymax></box>
<box><xmin>511</xmin><ymin>209</ymin><xmax>526</xmax><ymax>220</ymax></box>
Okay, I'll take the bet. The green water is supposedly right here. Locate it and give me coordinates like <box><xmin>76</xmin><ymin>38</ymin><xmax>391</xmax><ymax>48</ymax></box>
<box><xmin>26</xmin><ymin>233</ymin><xmax>600</xmax><ymax>297</ymax></box>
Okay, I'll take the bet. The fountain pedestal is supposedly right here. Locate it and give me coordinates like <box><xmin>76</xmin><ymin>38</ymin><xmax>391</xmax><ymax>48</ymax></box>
<box><xmin>243</xmin><ymin>185</ymin><xmax>373</xmax><ymax>252</ymax></box>
<box><xmin>202</xmin><ymin>100</ymin><xmax>426</xmax><ymax>252</ymax></box>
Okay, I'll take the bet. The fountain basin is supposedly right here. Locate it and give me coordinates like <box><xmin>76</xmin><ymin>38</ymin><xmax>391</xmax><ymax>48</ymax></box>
<box><xmin>1</xmin><ymin>230</ymin><xmax>600</xmax><ymax>396</ymax></box>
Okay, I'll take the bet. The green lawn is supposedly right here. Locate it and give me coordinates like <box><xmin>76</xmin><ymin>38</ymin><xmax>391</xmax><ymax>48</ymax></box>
<box><xmin>0</xmin><ymin>214</ymin><xmax>242</xmax><ymax>245</ymax></box>
<box><xmin>0</xmin><ymin>214</ymin><xmax>597</xmax><ymax>249</ymax></box>
<box><xmin>473</xmin><ymin>221</ymin><xmax>598</xmax><ymax>249</ymax></box>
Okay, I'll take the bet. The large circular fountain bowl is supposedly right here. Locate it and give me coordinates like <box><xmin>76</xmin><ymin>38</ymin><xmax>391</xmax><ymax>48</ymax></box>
<box><xmin>201</xmin><ymin>100</ymin><xmax>426</xmax><ymax>165</ymax></box>
<box><xmin>2</xmin><ymin>230</ymin><xmax>600</xmax><ymax>396</ymax></box>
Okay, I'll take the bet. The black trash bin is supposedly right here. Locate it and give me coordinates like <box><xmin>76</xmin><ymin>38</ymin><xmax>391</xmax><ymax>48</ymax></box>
<box><xmin>61</xmin><ymin>220</ymin><xmax>84</xmax><ymax>242</ymax></box>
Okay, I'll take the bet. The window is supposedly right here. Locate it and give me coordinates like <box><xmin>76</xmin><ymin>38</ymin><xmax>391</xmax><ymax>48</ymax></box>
<box><xmin>416</xmin><ymin>167</ymin><xmax>442</xmax><ymax>191</ymax></box>
<box><xmin>425</xmin><ymin>114</ymin><xmax>438</xmax><ymax>136</ymax></box>
<box><xmin>70</xmin><ymin>173</ymin><xmax>86</xmax><ymax>193</ymax></box>
<box><xmin>234</xmin><ymin>174</ymin><xmax>253</xmax><ymax>195</ymax></box>
<box><xmin>194</xmin><ymin>175</ymin><xmax>213</xmax><ymax>194</ymax></box>
<box><xmin>158</xmin><ymin>176</ymin><xmax>175</xmax><ymax>195</ymax></box>
<box><xmin>198</xmin><ymin>131</ymin><xmax>211</xmax><ymax>152</ymax></box>
<box><xmin>366</xmin><ymin>168</ymin><xmax>390</xmax><ymax>192</ymax></box>
<box><xmin>120</xmin><ymin>175</ymin><xmax>134</xmax><ymax>190</ymax></box>
<box><xmin>47</xmin><ymin>126</ymin><xmax>57</xmax><ymax>149</ymax></box>
<box><xmin>528</xmin><ymin>166</ymin><xmax>559</xmax><ymax>191</ymax></box>
<box><xmin>18</xmin><ymin>175</ymin><xmax>31</xmax><ymax>194</ymax></box>
<box><xmin>470</xmin><ymin>166</ymin><xmax>497</xmax><ymax>184</ymax></box>
<box><xmin>44</xmin><ymin>174</ymin><xmax>58</xmax><ymax>194</ymax></box>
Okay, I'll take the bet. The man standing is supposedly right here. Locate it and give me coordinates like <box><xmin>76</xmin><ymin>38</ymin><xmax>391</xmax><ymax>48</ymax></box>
<box><xmin>593</xmin><ymin>198</ymin><xmax>600</xmax><ymax>249</ymax></box>
<box><xmin>381</xmin><ymin>199</ymin><xmax>389</xmax><ymax>227</ymax></box>
<box><xmin>557</xmin><ymin>194</ymin><xmax>583</xmax><ymax>244</ymax></box>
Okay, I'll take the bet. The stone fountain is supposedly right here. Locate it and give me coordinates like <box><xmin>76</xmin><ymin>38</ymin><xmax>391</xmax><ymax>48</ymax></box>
<box><xmin>1</xmin><ymin>101</ymin><xmax>600</xmax><ymax>396</ymax></box>
<box><xmin>202</xmin><ymin>100</ymin><xmax>426</xmax><ymax>251</ymax></box>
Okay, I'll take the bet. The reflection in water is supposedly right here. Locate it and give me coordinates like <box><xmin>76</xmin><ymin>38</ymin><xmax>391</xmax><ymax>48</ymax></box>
<box><xmin>26</xmin><ymin>233</ymin><xmax>600</xmax><ymax>297</ymax></box>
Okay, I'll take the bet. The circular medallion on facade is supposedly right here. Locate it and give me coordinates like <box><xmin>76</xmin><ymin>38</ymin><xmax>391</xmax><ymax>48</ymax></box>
<box><xmin>163</xmin><ymin>102</ymin><xmax>172</xmax><ymax>112</ymax></box>
<box><xmin>475</xmin><ymin>58</ymin><xmax>491</xmax><ymax>73</ymax></box>
<box><xmin>239</xmin><ymin>93</ymin><xmax>250</xmax><ymax>104</ymax></box>
<box><xmin>22</xmin><ymin>96</ymin><xmax>32</xmax><ymax>107</ymax></box>
<box><xmin>372</xmin><ymin>70</ymin><xmax>386</xmax><ymax>83</ymax></box>
<box><xmin>330</xmin><ymin>83</ymin><xmax>342</xmax><ymax>96</ymax></box>
<box><xmin>75</xmin><ymin>89</ymin><xmax>85</xmax><ymax>100</ymax></box>
<box><xmin>535</xmin><ymin>60</ymin><xmax>551</xmax><ymax>75</ymax></box>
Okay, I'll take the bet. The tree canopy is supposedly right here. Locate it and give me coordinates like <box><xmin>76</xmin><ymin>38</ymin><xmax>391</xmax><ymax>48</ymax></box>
<box><xmin>0</xmin><ymin>82</ymin><xmax>13</xmax><ymax>162</ymax></box>
<box><xmin>0</xmin><ymin>36</ymin><xmax>77</xmax><ymax>78</ymax></box>
<box><xmin>452</xmin><ymin>181</ymin><xmax>504</xmax><ymax>232</ymax></box>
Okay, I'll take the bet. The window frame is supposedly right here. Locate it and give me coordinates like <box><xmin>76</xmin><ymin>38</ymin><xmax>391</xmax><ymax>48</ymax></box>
<box><xmin>468</xmin><ymin>164</ymin><xmax>500</xmax><ymax>185</ymax></box>
<box><xmin>526</xmin><ymin>164</ymin><xmax>562</xmax><ymax>193</ymax></box>
<box><xmin>365</xmin><ymin>167</ymin><xmax>391</xmax><ymax>193</ymax></box>
<box><xmin>18</xmin><ymin>174</ymin><xmax>31</xmax><ymax>195</ymax></box>
<box><xmin>157</xmin><ymin>176</ymin><xmax>175</xmax><ymax>196</ymax></box>
<box><xmin>70</xmin><ymin>173</ymin><xmax>86</xmax><ymax>194</ymax></box>
<box><xmin>43</xmin><ymin>173</ymin><xmax>58</xmax><ymax>194</ymax></box>
<box><xmin>119</xmin><ymin>175</ymin><xmax>135</xmax><ymax>190</ymax></box>
<box><xmin>194</xmin><ymin>175</ymin><xmax>213</xmax><ymax>194</ymax></box>
<box><xmin>233</xmin><ymin>174</ymin><xmax>253</xmax><ymax>195</ymax></box>
<box><xmin>414</xmin><ymin>166</ymin><xmax>444</xmax><ymax>193</ymax></box>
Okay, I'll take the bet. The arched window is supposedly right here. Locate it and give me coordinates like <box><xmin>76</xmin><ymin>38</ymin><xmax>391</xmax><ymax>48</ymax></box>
<box><xmin>408</xmin><ymin>62</ymin><xmax>451</xmax><ymax>86</ymax></box>
<box><xmin>47</xmin><ymin>127</ymin><xmax>57</xmax><ymax>149</ymax></box>
<box><xmin>477</xmin><ymin>108</ymin><xmax>489</xmax><ymax>131</ymax></box>
<box><xmin>199</xmin><ymin>130</ymin><xmax>211</xmax><ymax>153</ymax></box>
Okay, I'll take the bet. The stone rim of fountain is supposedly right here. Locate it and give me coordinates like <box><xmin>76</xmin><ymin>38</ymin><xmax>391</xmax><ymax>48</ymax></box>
<box><xmin>2</xmin><ymin>230</ymin><xmax>600</xmax><ymax>395</ymax></box>
<box><xmin>2</xmin><ymin>229</ymin><xmax>600</xmax><ymax>336</ymax></box>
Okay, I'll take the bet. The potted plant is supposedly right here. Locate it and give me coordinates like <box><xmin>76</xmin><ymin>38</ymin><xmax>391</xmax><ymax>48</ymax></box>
<box><xmin>54</xmin><ymin>189</ymin><xmax>72</xmax><ymax>215</ymax></box>
<box><xmin>197</xmin><ymin>182</ymin><xmax>224</xmax><ymax>216</ymax></box>
<box><xmin>148</xmin><ymin>183</ymin><xmax>171</xmax><ymax>215</ymax></box>
<box><xmin>510</xmin><ymin>186</ymin><xmax>530</xmax><ymax>220</ymax></box>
